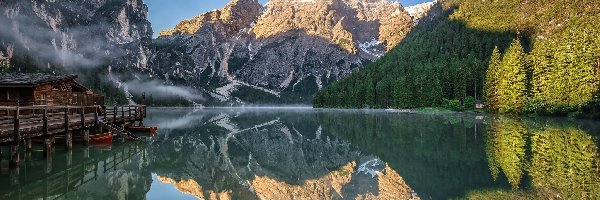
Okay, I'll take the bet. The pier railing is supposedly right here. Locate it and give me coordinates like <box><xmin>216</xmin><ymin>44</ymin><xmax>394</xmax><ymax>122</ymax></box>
<box><xmin>0</xmin><ymin>105</ymin><xmax>147</xmax><ymax>144</ymax></box>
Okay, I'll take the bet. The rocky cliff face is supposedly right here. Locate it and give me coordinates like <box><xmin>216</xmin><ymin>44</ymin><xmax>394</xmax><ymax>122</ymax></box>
<box><xmin>151</xmin><ymin>0</ymin><xmax>414</xmax><ymax>104</ymax></box>
<box><xmin>0</xmin><ymin>0</ymin><xmax>416</xmax><ymax>105</ymax></box>
<box><xmin>0</xmin><ymin>0</ymin><xmax>153</xmax><ymax>73</ymax></box>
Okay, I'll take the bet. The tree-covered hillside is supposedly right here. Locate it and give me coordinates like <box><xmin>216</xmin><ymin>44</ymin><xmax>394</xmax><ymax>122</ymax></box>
<box><xmin>314</xmin><ymin>0</ymin><xmax>600</xmax><ymax>115</ymax></box>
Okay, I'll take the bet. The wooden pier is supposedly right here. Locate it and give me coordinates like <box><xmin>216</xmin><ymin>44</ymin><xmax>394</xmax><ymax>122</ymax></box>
<box><xmin>0</xmin><ymin>105</ymin><xmax>147</xmax><ymax>168</ymax></box>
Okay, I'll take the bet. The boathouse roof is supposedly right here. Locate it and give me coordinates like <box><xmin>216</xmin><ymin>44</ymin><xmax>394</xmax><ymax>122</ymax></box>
<box><xmin>0</xmin><ymin>73</ymin><xmax>78</xmax><ymax>87</ymax></box>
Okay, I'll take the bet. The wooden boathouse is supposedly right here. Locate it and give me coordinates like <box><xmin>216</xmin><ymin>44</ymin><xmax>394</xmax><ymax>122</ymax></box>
<box><xmin>0</xmin><ymin>73</ymin><xmax>148</xmax><ymax>169</ymax></box>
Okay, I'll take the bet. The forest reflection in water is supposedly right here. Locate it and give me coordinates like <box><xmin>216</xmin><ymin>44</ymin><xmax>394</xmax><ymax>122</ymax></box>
<box><xmin>315</xmin><ymin>110</ymin><xmax>600</xmax><ymax>199</ymax></box>
<box><xmin>484</xmin><ymin>117</ymin><xmax>600</xmax><ymax>199</ymax></box>
<box><xmin>0</xmin><ymin>108</ymin><xmax>598</xmax><ymax>199</ymax></box>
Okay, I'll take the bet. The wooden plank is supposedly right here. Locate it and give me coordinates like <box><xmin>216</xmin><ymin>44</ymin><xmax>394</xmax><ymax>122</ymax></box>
<box><xmin>43</xmin><ymin>108</ymin><xmax>48</xmax><ymax>136</ymax></box>
<box><xmin>80</xmin><ymin>107</ymin><xmax>85</xmax><ymax>128</ymax></box>
<box><xmin>64</xmin><ymin>107</ymin><xmax>72</xmax><ymax>150</ymax></box>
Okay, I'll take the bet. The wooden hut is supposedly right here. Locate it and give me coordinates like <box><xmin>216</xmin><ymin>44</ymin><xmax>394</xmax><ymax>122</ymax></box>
<box><xmin>0</xmin><ymin>73</ymin><xmax>104</xmax><ymax>107</ymax></box>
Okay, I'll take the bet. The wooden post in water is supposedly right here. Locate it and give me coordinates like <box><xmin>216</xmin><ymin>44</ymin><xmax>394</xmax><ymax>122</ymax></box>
<box><xmin>10</xmin><ymin>107</ymin><xmax>20</xmax><ymax>168</ymax></box>
<box><xmin>24</xmin><ymin>139</ymin><xmax>32</xmax><ymax>152</ymax></box>
<box><xmin>66</xmin><ymin>151</ymin><xmax>72</xmax><ymax>167</ymax></box>
<box><xmin>121</xmin><ymin>106</ymin><xmax>125</xmax><ymax>123</ymax></box>
<box><xmin>81</xmin><ymin>107</ymin><xmax>90</xmax><ymax>146</ymax></box>
<box><xmin>80</xmin><ymin>107</ymin><xmax>85</xmax><ymax>129</ymax></box>
<box><xmin>83</xmin><ymin>146</ymin><xmax>90</xmax><ymax>159</ymax></box>
<box><xmin>65</xmin><ymin>107</ymin><xmax>72</xmax><ymax>151</ymax></box>
<box><xmin>24</xmin><ymin>108</ymin><xmax>33</xmax><ymax>153</ymax></box>
<box><xmin>43</xmin><ymin>108</ymin><xmax>52</xmax><ymax>158</ymax></box>
<box><xmin>83</xmin><ymin>129</ymin><xmax>90</xmax><ymax>146</ymax></box>
<box><xmin>9</xmin><ymin>144</ymin><xmax>19</xmax><ymax>168</ymax></box>
<box><xmin>45</xmin><ymin>155</ymin><xmax>52</xmax><ymax>174</ymax></box>
<box><xmin>9</xmin><ymin>165</ymin><xmax>19</xmax><ymax>185</ymax></box>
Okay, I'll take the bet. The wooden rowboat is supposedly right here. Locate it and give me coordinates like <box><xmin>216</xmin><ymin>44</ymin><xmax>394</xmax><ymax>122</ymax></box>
<box><xmin>89</xmin><ymin>133</ymin><xmax>113</xmax><ymax>145</ymax></box>
<box><xmin>73</xmin><ymin>132</ymin><xmax>113</xmax><ymax>145</ymax></box>
<box><xmin>125</xmin><ymin>125</ymin><xmax>158</xmax><ymax>134</ymax></box>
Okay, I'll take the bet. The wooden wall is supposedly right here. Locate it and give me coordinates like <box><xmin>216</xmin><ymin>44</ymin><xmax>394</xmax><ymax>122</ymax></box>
<box><xmin>32</xmin><ymin>81</ymin><xmax>74</xmax><ymax>106</ymax></box>
<box><xmin>0</xmin><ymin>80</ymin><xmax>104</xmax><ymax>107</ymax></box>
<box><xmin>0</xmin><ymin>89</ymin><xmax>34</xmax><ymax>106</ymax></box>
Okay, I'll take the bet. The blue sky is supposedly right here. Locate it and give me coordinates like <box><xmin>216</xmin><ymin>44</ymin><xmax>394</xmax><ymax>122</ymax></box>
<box><xmin>145</xmin><ymin>0</ymin><xmax>430</xmax><ymax>38</ymax></box>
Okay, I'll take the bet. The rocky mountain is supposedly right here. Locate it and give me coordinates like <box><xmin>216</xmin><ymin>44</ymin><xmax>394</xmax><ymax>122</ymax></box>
<box><xmin>0</xmin><ymin>0</ymin><xmax>417</xmax><ymax>106</ymax></box>
<box><xmin>0</xmin><ymin>0</ymin><xmax>153</xmax><ymax>76</ymax></box>
<box><xmin>151</xmin><ymin>0</ymin><xmax>414</xmax><ymax>104</ymax></box>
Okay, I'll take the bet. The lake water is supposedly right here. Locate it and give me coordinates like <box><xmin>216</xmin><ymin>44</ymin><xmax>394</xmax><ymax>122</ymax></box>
<box><xmin>0</xmin><ymin>108</ymin><xmax>599</xmax><ymax>199</ymax></box>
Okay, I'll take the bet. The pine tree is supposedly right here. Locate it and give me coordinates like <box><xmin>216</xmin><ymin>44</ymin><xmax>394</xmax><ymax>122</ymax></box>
<box><xmin>485</xmin><ymin>46</ymin><xmax>502</xmax><ymax>112</ymax></box>
<box><xmin>568</xmin><ymin>22</ymin><xmax>598</xmax><ymax>107</ymax></box>
<box><xmin>497</xmin><ymin>39</ymin><xmax>528</xmax><ymax>113</ymax></box>
<box><xmin>530</xmin><ymin>39</ymin><xmax>554</xmax><ymax>104</ymax></box>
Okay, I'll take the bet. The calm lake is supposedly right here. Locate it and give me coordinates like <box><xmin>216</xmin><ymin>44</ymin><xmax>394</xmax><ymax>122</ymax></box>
<box><xmin>0</xmin><ymin>108</ymin><xmax>599</xmax><ymax>199</ymax></box>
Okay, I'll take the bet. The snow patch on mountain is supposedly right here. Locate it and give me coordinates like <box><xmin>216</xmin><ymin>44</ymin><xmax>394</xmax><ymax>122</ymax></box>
<box><xmin>404</xmin><ymin>1</ymin><xmax>436</xmax><ymax>20</ymax></box>
<box><xmin>359</xmin><ymin>38</ymin><xmax>384</xmax><ymax>57</ymax></box>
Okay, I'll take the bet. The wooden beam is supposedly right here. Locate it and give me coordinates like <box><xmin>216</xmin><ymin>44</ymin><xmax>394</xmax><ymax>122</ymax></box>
<box><xmin>13</xmin><ymin>107</ymin><xmax>20</xmax><ymax>144</ymax></box>
<box><xmin>83</xmin><ymin>129</ymin><xmax>89</xmax><ymax>146</ymax></box>
<box><xmin>80</xmin><ymin>107</ymin><xmax>85</xmax><ymax>129</ymax></box>
<box><xmin>42</xmin><ymin>107</ymin><xmax>53</xmax><ymax>158</ymax></box>
<box><xmin>24</xmin><ymin>139</ymin><xmax>32</xmax><ymax>152</ymax></box>
<box><xmin>43</xmin><ymin>108</ymin><xmax>48</xmax><ymax>135</ymax></box>
<box><xmin>64</xmin><ymin>107</ymin><xmax>72</xmax><ymax>151</ymax></box>
<box><xmin>44</xmin><ymin>137</ymin><xmax>52</xmax><ymax>158</ymax></box>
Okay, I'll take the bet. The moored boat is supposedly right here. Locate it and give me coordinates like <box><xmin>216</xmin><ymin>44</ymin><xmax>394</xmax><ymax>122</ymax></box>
<box><xmin>125</xmin><ymin>125</ymin><xmax>158</xmax><ymax>135</ymax></box>
<box><xmin>73</xmin><ymin>132</ymin><xmax>113</xmax><ymax>145</ymax></box>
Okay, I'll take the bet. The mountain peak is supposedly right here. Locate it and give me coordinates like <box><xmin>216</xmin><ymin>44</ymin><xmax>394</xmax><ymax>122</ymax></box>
<box><xmin>158</xmin><ymin>0</ymin><xmax>261</xmax><ymax>37</ymax></box>
<box><xmin>253</xmin><ymin>0</ymin><xmax>412</xmax><ymax>52</ymax></box>
<box><xmin>151</xmin><ymin>0</ymin><xmax>414</xmax><ymax>104</ymax></box>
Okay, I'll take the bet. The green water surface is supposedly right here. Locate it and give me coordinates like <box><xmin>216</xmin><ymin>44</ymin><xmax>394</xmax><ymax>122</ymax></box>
<box><xmin>0</xmin><ymin>108</ymin><xmax>598</xmax><ymax>199</ymax></box>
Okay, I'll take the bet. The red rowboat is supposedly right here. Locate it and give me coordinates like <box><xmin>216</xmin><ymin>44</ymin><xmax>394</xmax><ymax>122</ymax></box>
<box><xmin>74</xmin><ymin>132</ymin><xmax>113</xmax><ymax>145</ymax></box>
<box><xmin>125</xmin><ymin>125</ymin><xmax>158</xmax><ymax>135</ymax></box>
<box><xmin>90</xmin><ymin>133</ymin><xmax>113</xmax><ymax>145</ymax></box>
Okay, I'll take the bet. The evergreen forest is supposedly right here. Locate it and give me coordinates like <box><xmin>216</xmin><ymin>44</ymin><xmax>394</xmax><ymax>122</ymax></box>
<box><xmin>314</xmin><ymin>0</ymin><xmax>600</xmax><ymax>117</ymax></box>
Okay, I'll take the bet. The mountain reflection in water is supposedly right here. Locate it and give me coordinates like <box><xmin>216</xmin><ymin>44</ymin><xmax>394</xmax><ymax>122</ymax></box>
<box><xmin>0</xmin><ymin>108</ymin><xmax>598</xmax><ymax>199</ymax></box>
<box><xmin>146</xmin><ymin>108</ymin><xmax>417</xmax><ymax>199</ymax></box>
